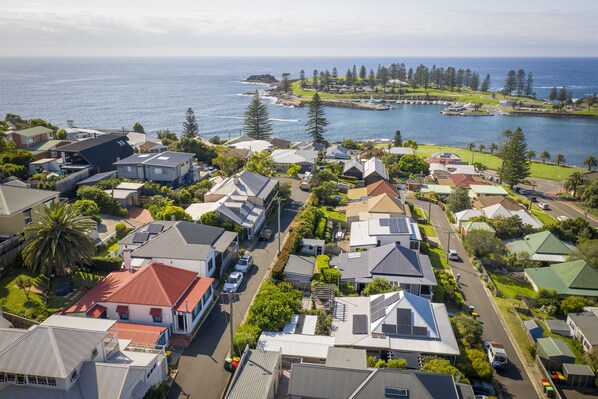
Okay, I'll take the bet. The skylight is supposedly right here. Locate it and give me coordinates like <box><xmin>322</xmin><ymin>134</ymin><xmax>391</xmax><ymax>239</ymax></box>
<box><xmin>158</xmin><ymin>156</ymin><xmax>170</xmax><ymax>160</ymax></box>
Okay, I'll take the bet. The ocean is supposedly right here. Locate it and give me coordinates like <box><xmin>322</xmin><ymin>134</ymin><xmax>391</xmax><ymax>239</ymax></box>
<box><xmin>0</xmin><ymin>57</ymin><xmax>597</xmax><ymax>166</ymax></box>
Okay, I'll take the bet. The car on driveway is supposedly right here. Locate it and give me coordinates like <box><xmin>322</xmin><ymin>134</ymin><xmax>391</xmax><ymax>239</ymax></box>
<box><xmin>234</xmin><ymin>254</ymin><xmax>253</xmax><ymax>273</ymax></box>
<box><xmin>223</xmin><ymin>271</ymin><xmax>244</xmax><ymax>293</ymax></box>
<box><xmin>537</xmin><ymin>202</ymin><xmax>550</xmax><ymax>210</ymax></box>
<box><xmin>471</xmin><ymin>379</ymin><xmax>496</xmax><ymax>397</ymax></box>
<box><xmin>557</xmin><ymin>215</ymin><xmax>569</xmax><ymax>222</ymax></box>
<box><xmin>448</xmin><ymin>249</ymin><xmax>459</xmax><ymax>261</ymax></box>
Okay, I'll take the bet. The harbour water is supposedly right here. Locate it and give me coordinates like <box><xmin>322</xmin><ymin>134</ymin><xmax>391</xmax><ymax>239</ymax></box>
<box><xmin>0</xmin><ymin>57</ymin><xmax>596</xmax><ymax>165</ymax></box>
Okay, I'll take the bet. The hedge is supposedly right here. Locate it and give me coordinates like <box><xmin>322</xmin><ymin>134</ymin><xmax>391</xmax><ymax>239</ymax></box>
<box><xmin>90</xmin><ymin>256</ymin><xmax>122</xmax><ymax>272</ymax></box>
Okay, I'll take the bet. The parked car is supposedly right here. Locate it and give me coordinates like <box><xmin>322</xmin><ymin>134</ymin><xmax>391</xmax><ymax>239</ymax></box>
<box><xmin>447</xmin><ymin>249</ymin><xmax>459</xmax><ymax>261</ymax></box>
<box><xmin>223</xmin><ymin>271</ymin><xmax>244</xmax><ymax>293</ymax></box>
<box><xmin>556</xmin><ymin>215</ymin><xmax>569</xmax><ymax>222</ymax></box>
<box><xmin>471</xmin><ymin>380</ymin><xmax>496</xmax><ymax>397</ymax></box>
<box><xmin>234</xmin><ymin>254</ymin><xmax>254</xmax><ymax>273</ymax></box>
<box><xmin>537</xmin><ymin>202</ymin><xmax>550</xmax><ymax>210</ymax></box>
<box><xmin>529</xmin><ymin>195</ymin><xmax>538</xmax><ymax>202</ymax></box>
<box><xmin>259</xmin><ymin>228</ymin><xmax>272</xmax><ymax>241</ymax></box>
<box><xmin>484</xmin><ymin>340</ymin><xmax>508</xmax><ymax>368</ymax></box>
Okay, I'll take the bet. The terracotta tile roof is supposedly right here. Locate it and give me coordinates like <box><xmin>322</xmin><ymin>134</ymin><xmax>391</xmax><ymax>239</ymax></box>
<box><xmin>65</xmin><ymin>271</ymin><xmax>131</xmax><ymax>314</ymax></box>
<box><xmin>367</xmin><ymin>180</ymin><xmax>398</xmax><ymax>197</ymax></box>
<box><xmin>175</xmin><ymin>277</ymin><xmax>214</xmax><ymax>313</ymax></box>
<box><xmin>108</xmin><ymin>263</ymin><xmax>197</xmax><ymax>307</ymax></box>
<box><xmin>448</xmin><ymin>174</ymin><xmax>484</xmax><ymax>188</ymax></box>
<box><xmin>87</xmin><ymin>304</ymin><xmax>107</xmax><ymax>318</ymax></box>
<box><xmin>116</xmin><ymin>322</ymin><xmax>167</xmax><ymax>345</ymax></box>
<box><xmin>474</xmin><ymin>195</ymin><xmax>522</xmax><ymax>211</ymax></box>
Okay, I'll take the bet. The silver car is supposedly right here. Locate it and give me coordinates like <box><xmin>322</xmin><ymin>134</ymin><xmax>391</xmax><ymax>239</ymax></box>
<box><xmin>223</xmin><ymin>271</ymin><xmax>244</xmax><ymax>293</ymax></box>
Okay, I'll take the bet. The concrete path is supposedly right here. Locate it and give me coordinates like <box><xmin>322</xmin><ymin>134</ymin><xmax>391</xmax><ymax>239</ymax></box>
<box><xmin>169</xmin><ymin>180</ymin><xmax>310</xmax><ymax>399</ymax></box>
<box><xmin>411</xmin><ymin>199</ymin><xmax>540</xmax><ymax>399</ymax></box>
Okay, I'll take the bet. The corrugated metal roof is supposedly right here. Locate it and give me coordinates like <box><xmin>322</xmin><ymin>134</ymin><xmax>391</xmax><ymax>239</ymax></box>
<box><xmin>285</xmin><ymin>255</ymin><xmax>316</xmax><ymax>278</ymax></box>
<box><xmin>288</xmin><ymin>363</ymin><xmax>371</xmax><ymax>399</ymax></box>
<box><xmin>537</xmin><ymin>337</ymin><xmax>575</xmax><ymax>359</ymax></box>
<box><xmin>0</xmin><ymin>185</ymin><xmax>59</xmax><ymax>215</ymax></box>
<box><xmin>12</xmin><ymin>126</ymin><xmax>53</xmax><ymax>137</ymax></box>
<box><xmin>325</xmin><ymin>347</ymin><xmax>366</xmax><ymax>369</ymax></box>
<box><xmin>78</xmin><ymin>361</ymin><xmax>146</xmax><ymax>399</ymax></box>
<box><xmin>0</xmin><ymin>325</ymin><xmax>106</xmax><ymax>378</ymax></box>
<box><xmin>225</xmin><ymin>349</ymin><xmax>281</xmax><ymax>399</ymax></box>
<box><xmin>363</xmin><ymin>157</ymin><xmax>389</xmax><ymax>180</ymax></box>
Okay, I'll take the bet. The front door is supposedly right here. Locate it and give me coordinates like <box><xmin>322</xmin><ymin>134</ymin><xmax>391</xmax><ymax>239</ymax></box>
<box><xmin>177</xmin><ymin>314</ymin><xmax>186</xmax><ymax>332</ymax></box>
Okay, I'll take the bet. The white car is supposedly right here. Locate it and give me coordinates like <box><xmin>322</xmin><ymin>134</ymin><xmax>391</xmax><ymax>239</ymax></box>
<box><xmin>537</xmin><ymin>202</ymin><xmax>550</xmax><ymax>210</ymax></box>
<box><xmin>448</xmin><ymin>249</ymin><xmax>459</xmax><ymax>261</ymax></box>
<box><xmin>557</xmin><ymin>215</ymin><xmax>569</xmax><ymax>222</ymax></box>
<box><xmin>234</xmin><ymin>254</ymin><xmax>253</xmax><ymax>273</ymax></box>
<box><xmin>223</xmin><ymin>271</ymin><xmax>244</xmax><ymax>293</ymax></box>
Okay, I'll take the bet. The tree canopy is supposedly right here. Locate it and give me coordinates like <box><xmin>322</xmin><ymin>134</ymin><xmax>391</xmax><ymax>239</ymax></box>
<box><xmin>499</xmin><ymin>128</ymin><xmax>530</xmax><ymax>188</ymax></box>
<box><xmin>362</xmin><ymin>277</ymin><xmax>398</xmax><ymax>296</ymax></box>
<box><xmin>243</xmin><ymin>91</ymin><xmax>273</xmax><ymax>140</ymax></box>
<box><xmin>246</xmin><ymin>150</ymin><xmax>274</xmax><ymax>177</ymax></box>
<box><xmin>446</xmin><ymin>187</ymin><xmax>471</xmax><ymax>213</ymax></box>
<box><xmin>182</xmin><ymin>108</ymin><xmax>198</xmax><ymax>138</ymax></box>
<box><xmin>397</xmin><ymin>154</ymin><xmax>429</xmax><ymax>176</ymax></box>
<box><xmin>305</xmin><ymin>92</ymin><xmax>328</xmax><ymax>143</ymax></box>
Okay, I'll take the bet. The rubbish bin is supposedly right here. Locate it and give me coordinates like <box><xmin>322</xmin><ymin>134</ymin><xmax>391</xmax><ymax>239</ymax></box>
<box><xmin>224</xmin><ymin>357</ymin><xmax>232</xmax><ymax>371</ymax></box>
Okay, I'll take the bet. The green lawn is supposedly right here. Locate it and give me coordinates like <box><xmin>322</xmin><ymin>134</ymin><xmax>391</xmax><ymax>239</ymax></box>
<box><xmin>486</xmin><ymin>269</ymin><xmax>537</xmax><ymax>299</ymax></box>
<box><xmin>495</xmin><ymin>297</ymin><xmax>535</xmax><ymax>364</ymax></box>
<box><xmin>415</xmin><ymin>145</ymin><xmax>585</xmax><ymax>181</ymax></box>
<box><xmin>428</xmin><ymin>242</ymin><xmax>450</xmax><ymax>270</ymax></box>
<box><xmin>531</xmin><ymin>208</ymin><xmax>557</xmax><ymax>225</ymax></box>
<box><xmin>97</xmin><ymin>242</ymin><xmax>119</xmax><ymax>257</ymax></box>
<box><xmin>0</xmin><ymin>268</ymin><xmax>105</xmax><ymax>321</ymax></box>
<box><xmin>319</xmin><ymin>206</ymin><xmax>346</xmax><ymax>222</ymax></box>
<box><xmin>419</xmin><ymin>223</ymin><xmax>437</xmax><ymax>238</ymax></box>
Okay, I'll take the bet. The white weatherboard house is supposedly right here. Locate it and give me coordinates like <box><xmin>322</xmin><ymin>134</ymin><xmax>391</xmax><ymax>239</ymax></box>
<box><xmin>349</xmin><ymin>217</ymin><xmax>421</xmax><ymax>251</ymax></box>
<box><xmin>332</xmin><ymin>292</ymin><xmax>459</xmax><ymax>368</ymax></box>
<box><xmin>0</xmin><ymin>315</ymin><xmax>166</xmax><ymax>399</ymax></box>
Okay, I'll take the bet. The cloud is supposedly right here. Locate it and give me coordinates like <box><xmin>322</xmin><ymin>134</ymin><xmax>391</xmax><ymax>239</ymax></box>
<box><xmin>0</xmin><ymin>3</ymin><xmax>596</xmax><ymax>56</ymax></box>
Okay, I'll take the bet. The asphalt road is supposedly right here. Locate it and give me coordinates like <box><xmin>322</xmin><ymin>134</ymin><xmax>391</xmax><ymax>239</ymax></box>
<box><xmin>412</xmin><ymin>199</ymin><xmax>540</xmax><ymax>399</ymax></box>
<box><xmin>169</xmin><ymin>179</ymin><xmax>309</xmax><ymax>399</ymax></box>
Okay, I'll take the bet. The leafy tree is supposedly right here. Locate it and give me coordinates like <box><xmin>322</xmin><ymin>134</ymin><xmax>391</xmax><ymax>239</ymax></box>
<box><xmin>309</xmin><ymin>170</ymin><xmax>336</xmax><ymax>188</ymax></box>
<box><xmin>560</xmin><ymin>296</ymin><xmax>591</xmax><ymax>315</ymax></box>
<box><xmin>545</xmin><ymin>217</ymin><xmax>597</xmax><ymax>245</ymax></box>
<box><xmin>305</xmin><ymin>93</ymin><xmax>328</xmax><ymax>143</ymax></box>
<box><xmin>525</xmin><ymin>72</ymin><xmax>534</xmax><ymax>97</ymax></box>
<box><xmin>452</xmin><ymin>315</ymin><xmax>483</xmax><ymax>344</ymax></box>
<box><xmin>209</xmin><ymin>135</ymin><xmax>221</xmax><ymax>144</ymax></box>
<box><xmin>421</xmin><ymin>358</ymin><xmax>469</xmax><ymax>384</ymax></box>
<box><xmin>341</xmin><ymin>138</ymin><xmax>359</xmax><ymax>150</ymax></box>
<box><xmin>246</xmin><ymin>281</ymin><xmax>301</xmax><ymax>331</ymax></box>
<box><xmin>526</xmin><ymin>150</ymin><xmax>536</xmax><ymax>161</ymax></box>
<box><xmin>287</xmin><ymin>164</ymin><xmax>301</xmax><ymax>178</ymax></box>
<box><xmin>464</xmin><ymin>230</ymin><xmax>505</xmax><ymax>259</ymax></box>
<box><xmin>313</xmin><ymin>181</ymin><xmax>340</xmax><ymax>206</ymax></box>
<box><xmin>402</xmin><ymin>139</ymin><xmax>418</xmax><ymax>150</ymax></box>
<box><xmin>200</xmin><ymin>211</ymin><xmax>220</xmax><ymax>227</ymax></box>
<box><xmin>157</xmin><ymin>129</ymin><xmax>178</xmax><ymax>145</ymax></box>
<box><xmin>246</xmin><ymin>150</ymin><xmax>274</xmax><ymax>177</ymax></box>
<box><xmin>516</xmin><ymin>69</ymin><xmax>526</xmax><ymax>96</ymax></box>
<box><xmin>211</xmin><ymin>147</ymin><xmax>244</xmax><ymax>176</ymax></box>
<box><xmin>0</xmin><ymin>163</ymin><xmax>26</xmax><ymax>178</ymax></box>
<box><xmin>393</xmin><ymin>130</ymin><xmax>402</xmax><ymax>147</ymax></box>
<box><xmin>182</xmin><ymin>108</ymin><xmax>198</xmax><ymax>138</ymax></box>
<box><xmin>115</xmin><ymin>223</ymin><xmax>128</xmax><ymax>239</ymax></box>
<box><xmin>71</xmin><ymin>199</ymin><xmax>101</xmax><ymax>223</ymax></box>
<box><xmin>359</xmin><ymin>65</ymin><xmax>367</xmax><ymax>80</ymax></box>
<box><xmin>499</xmin><ymin>128</ymin><xmax>530</xmax><ymax>188</ymax></box>
<box><xmin>157</xmin><ymin>205</ymin><xmax>192</xmax><ymax>221</ymax></box>
<box><xmin>76</xmin><ymin>186</ymin><xmax>128</xmax><ymax>217</ymax></box>
<box><xmin>232</xmin><ymin>323</ymin><xmax>261</xmax><ymax>356</ymax></box>
<box><xmin>397</xmin><ymin>154</ymin><xmax>429</xmax><ymax>176</ymax></box>
<box><xmin>278</xmin><ymin>181</ymin><xmax>292</xmax><ymax>202</ymax></box>
<box><xmin>489</xmin><ymin>142</ymin><xmax>498</xmax><ymax>155</ymax></box>
<box><xmin>558</xmin><ymin>87</ymin><xmax>568</xmax><ymax>103</ymax></box>
<box><xmin>1</xmin><ymin>149</ymin><xmax>35</xmax><ymax>166</ymax></box>
<box><xmin>554</xmin><ymin>153</ymin><xmax>566</xmax><ymax>166</ymax></box>
<box><xmin>549</xmin><ymin>87</ymin><xmax>558</xmax><ymax>102</ymax></box>
<box><xmin>564</xmin><ymin>172</ymin><xmax>586</xmax><ymax>198</ymax></box>
<box><xmin>15</xmin><ymin>276</ymin><xmax>34</xmax><ymax>302</ymax></box>
<box><xmin>446</xmin><ymin>187</ymin><xmax>471</xmax><ymax>213</ymax></box>
<box><xmin>466</xmin><ymin>142</ymin><xmax>475</xmax><ymax>151</ymax></box>
<box><xmin>387</xmin><ymin>359</ymin><xmax>407</xmax><ymax>369</ymax></box>
<box><xmin>583</xmin><ymin>155</ymin><xmax>597</xmax><ymax>171</ymax></box>
<box><xmin>568</xmin><ymin>239</ymin><xmax>598</xmax><ymax>269</ymax></box>
<box><xmin>173</xmin><ymin>137</ymin><xmax>216</xmax><ymax>164</ymax></box>
<box><xmin>22</xmin><ymin>202</ymin><xmax>96</xmax><ymax>276</ymax></box>
<box><xmin>480</xmin><ymin>74</ymin><xmax>490</xmax><ymax>92</ymax></box>
<box><xmin>469</xmin><ymin>72</ymin><xmax>480</xmax><ymax>91</ymax></box>
<box><xmin>477</xmin><ymin>144</ymin><xmax>485</xmax><ymax>153</ymax></box>
<box><xmin>491</xmin><ymin>215</ymin><xmax>533</xmax><ymax>239</ymax></box>
<box><xmin>55</xmin><ymin>129</ymin><xmax>68</xmax><ymax>140</ymax></box>
<box><xmin>374</xmin><ymin>359</ymin><xmax>387</xmax><ymax>368</ymax></box>
<box><xmin>362</xmin><ymin>277</ymin><xmax>397</xmax><ymax>296</ymax></box>
<box><xmin>580</xmin><ymin>179</ymin><xmax>598</xmax><ymax>208</ymax></box>
<box><xmin>458</xmin><ymin>348</ymin><xmax>493</xmax><ymax>380</ymax></box>
<box><xmin>539</xmin><ymin>150</ymin><xmax>550</xmax><ymax>164</ymax></box>
<box><xmin>243</xmin><ymin>91</ymin><xmax>273</xmax><ymax>140</ymax></box>
<box><xmin>132</xmin><ymin>122</ymin><xmax>145</xmax><ymax>133</ymax></box>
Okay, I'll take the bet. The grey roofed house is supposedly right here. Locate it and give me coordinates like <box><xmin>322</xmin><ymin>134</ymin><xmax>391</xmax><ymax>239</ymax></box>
<box><xmin>545</xmin><ymin>319</ymin><xmax>571</xmax><ymax>337</ymax></box>
<box><xmin>332</xmin><ymin>292</ymin><xmax>459</xmax><ymax>363</ymax></box>
<box><xmin>76</xmin><ymin>170</ymin><xmax>118</xmax><ymax>186</ymax></box>
<box><xmin>114</xmin><ymin>151</ymin><xmax>194</xmax><ymax>167</ymax></box>
<box><xmin>325</xmin><ymin>145</ymin><xmax>350</xmax><ymax>159</ymax></box>
<box><xmin>205</xmin><ymin>170</ymin><xmax>278</xmax><ymax>205</ymax></box>
<box><xmin>57</xmin><ymin>134</ymin><xmax>134</xmax><ymax>172</ymax></box>
<box><xmin>292</xmin><ymin>141</ymin><xmax>326</xmax><ymax>151</ymax></box>
<box><xmin>224</xmin><ymin>134</ymin><xmax>253</xmax><ymax>146</ymax></box>
<box><xmin>77</xmin><ymin>362</ymin><xmax>146</xmax><ymax>399</ymax></box>
<box><xmin>284</xmin><ymin>255</ymin><xmax>316</xmax><ymax>284</ymax></box>
<box><xmin>287</xmin><ymin>363</ymin><xmax>473</xmax><ymax>399</ymax></box>
<box><xmin>325</xmin><ymin>347</ymin><xmax>367</xmax><ymax>369</ymax></box>
<box><xmin>0</xmin><ymin>311</ymin><xmax>13</xmax><ymax>328</ymax></box>
<box><xmin>0</xmin><ymin>324</ymin><xmax>106</xmax><ymax>378</ymax></box>
<box><xmin>267</xmin><ymin>137</ymin><xmax>292</xmax><ymax>149</ymax></box>
<box><xmin>388</xmin><ymin>147</ymin><xmax>415</xmax><ymax>156</ymax></box>
<box><xmin>363</xmin><ymin>157</ymin><xmax>389</xmax><ymax>185</ymax></box>
<box><xmin>225</xmin><ymin>348</ymin><xmax>282</xmax><ymax>399</ymax></box>
<box><xmin>0</xmin><ymin>184</ymin><xmax>59</xmax><ymax>216</ymax></box>
<box><xmin>567</xmin><ymin>308</ymin><xmax>598</xmax><ymax>352</ymax></box>
<box><xmin>335</xmin><ymin>243</ymin><xmax>436</xmax><ymax>297</ymax></box>
<box><xmin>130</xmin><ymin>221</ymin><xmax>234</xmax><ymax>261</ymax></box>
<box><xmin>271</xmin><ymin>149</ymin><xmax>319</xmax><ymax>171</ymax></box>
<box><xmin>343</xmin><ymin>158</ymin><xmax>363</xmax><ymax>174</ymax></box>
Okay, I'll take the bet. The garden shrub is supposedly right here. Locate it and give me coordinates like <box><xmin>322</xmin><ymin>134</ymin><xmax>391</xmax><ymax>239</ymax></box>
<box><xmin>115</xmin><ymin>223</ymin><xmax>128</xmax><ymax>239</ymax></box>
<box><xmin>90</xmin><ymin>256</ymin><xmax>122</xmax><ymax>272</ymax></box>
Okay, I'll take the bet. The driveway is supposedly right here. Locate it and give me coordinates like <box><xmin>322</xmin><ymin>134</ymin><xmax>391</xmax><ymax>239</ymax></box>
<box><xmin>412</xmin><ymin>199</ymin><xmax>540</xmax><ymax>399</ymax></box>
<box><xmin>169</xmin><ymin>179</ymin><xmax>309</xmax><ymax>399</ymax></box>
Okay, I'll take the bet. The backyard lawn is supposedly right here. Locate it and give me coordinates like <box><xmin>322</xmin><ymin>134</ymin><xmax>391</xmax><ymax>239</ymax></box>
<box><xmin>318</xmin><ymin>206</ymin><xmax>346</xmax><ymax>222</ymax></box>
<box><xmin>0</xmin><ymin>268</ymin><xmax>105</xmax><ymax>321</ymax></box>
<box><xmin>486</xmin><ymin>269</ymin><xmax>537</xmax><ymax>299</ymax></box>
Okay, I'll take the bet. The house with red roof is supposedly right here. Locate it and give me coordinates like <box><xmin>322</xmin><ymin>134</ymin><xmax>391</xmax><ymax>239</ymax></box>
<box><xmin>65</xmin><ymin>263</ymin><xmax>215</xmax><ymax>348</ymax></box>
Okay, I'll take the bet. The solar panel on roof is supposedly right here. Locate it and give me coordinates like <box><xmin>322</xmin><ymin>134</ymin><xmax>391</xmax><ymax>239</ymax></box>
<box><xmin>379</xmin><ymin>219</ymin><xmax>389</xmax><ymax>226</ymax></box>
<box><xmin>384</xmin><ymin>292</ymin><xmax>401</xmax><ymax>307</ymax></box>
<box><xmin>147</xmin><ymin>223</ymin><xmax>164</xmax><ymax>234</ymax></box>
<box><xmin>382</xmin><ymin>323</ymin><xmax>397</xmax><ymax>334</ymax></box>
<box><xmin>412</xmin><ymin>326</ymin><xmax>428</xmax><ymax>336</ymax></box>
<box><xmin>132</xmin><ymin>232</ymin><xmax>150</xmax><ymax>243</ymax></box>
<box><xmin>353</xmin><ymin>314</ymin><xmax>368</xmax><ymax>334</ymax></box>
<box><xmin>371</xmin><ymin>308</ymin><xmax>386</xmax><ymax>322</ymax></box>
<box><xmin>397</xmin><ymin>325</ymin><xmax>412</xmax><ymax>335</ymax></box>
<box><xmin>389</xmin><ymin>218</ymin><xmax>408</xmax><ymax>234</ymax></box>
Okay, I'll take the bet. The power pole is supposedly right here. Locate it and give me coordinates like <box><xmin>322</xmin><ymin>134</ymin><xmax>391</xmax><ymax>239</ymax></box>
<box><xmin>529</xmin><ymin>180</ymin><xmax>536</xmax><ymax>210</ymax></box>
<box><xmin>428</xmin><ymin>200</ymin><xmax>432</xmax><ymax>223</ymax></box>
<box><xmin>446</xmin><ymin>231</ymin><xmax>452</xmax><ymax>261</ymax></box>
<box><xmin>277</xmin><ymin>197</ymin><xmax>282</xmax><ymax>254</ymax></box>
<box><xmin>228</xmin><ymin>291</ymin><xmax>234</xmax><ymax>356</ymax></box>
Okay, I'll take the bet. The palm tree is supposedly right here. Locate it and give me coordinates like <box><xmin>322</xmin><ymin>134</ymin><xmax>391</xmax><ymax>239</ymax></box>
<box><xmin>466</xmin><ymin>142</ymin><xmax>475</xmax><ymax>151</ymax></box>
<box><xmin>526</xmin><ymin>150</ymin><xmax>536</xmax><ymax>162</ymax></box>
<box><xmin>554</xmin><ymin>153</ymin><xmax>566</xmax><ymax>166</ymax></box>
<box><xmin>539</xmin><ymin>150</ymin><xmax>551</xmax><ymax>164</ymax></box>
<box><xmin>489</xmin><ymin>142</ymin><xmax>498</xmax><ymax>155</ymax></box>
<box><xmin>583</xmin><ymin>155</ymin><xmax>597</xmax><ymax>171</ymax></box>
<box><xmin>563</xmin><ymin>172</ymin><xmax>585</xmax><ymax>197</ymax></box>
<box><xmin>22</xmin><ymin>202</ymin><xmax>96</xmax><ymax>276</ymax></box>
<box><xmin>478</xmin><ymin>144</ymin><xmax>485</xmax><ymax>153</ymax></box>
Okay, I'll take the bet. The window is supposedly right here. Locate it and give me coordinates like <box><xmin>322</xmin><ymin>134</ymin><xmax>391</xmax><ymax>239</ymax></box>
<box><xmin>91</xmin><ymin>347</ymin><xmax>99</xmax><ymax>359</ymax></box>
<box><xmin>192</xmin><ymin>300</ymin><xmax>203</xmax><ymax>321</ymax></box>
<box><xmin>23</xmin><ymin>209</ymin><xmax>32</xmax><ymax>224</ymax></box>
<box><xmin>152</xmin><ymin>315</ymin><xmax>163</xmax><ymax>323</ymax></box>
<box><xmin>207</xmin><ymin>258</ymin><xmax>214</xmax><ymax>274</ymax></box>
<box><xmin>70</xmin><ymin>369</ymin><xmax>79</xmax><ymax>382</ymax></box>
<box><xmin>16</xmin><ymin>374</ymin><xmax>25</xmax><ymax>384</ymax></box>
<box><xmin>47</xmin><ymin>377</ymin><xmax>57</xmax><ymax>386</ymax></box>
<box><xmin>27</xmin><ymin>375</ymin><xmax>37</xmax><ymax>384</ymax></box>
<box><xmin>154</xmin><ymin>167</ymin><xmax>163</xmax><ymax>175</ymax></box>
<box><xmin>119</xmin><ymin>312</ymin><xmax>129</xmax><ymax>320</ymax></box>
<box><xmin>6</xmin><ymin>373</ymin><xmax>15</xmax><ymax>382</ymax></box>
<box><xmin>44</xmin><ymin>199</ymin><xmax>54</xmax><ymax>208</ymax></box>
<box><xmin>409</xmin><ymin>241</ymin><xmax>419</xmax><ymax>251</ymax></box>
<box><xmin>126</xmin><ymin>165</ymin><xmax>132</xmax><ymax>172</ymax></box>
<box><xmin>0</xmin><ymin>373</ymin><xmax>5</xmax><ymax>383</ymax></box>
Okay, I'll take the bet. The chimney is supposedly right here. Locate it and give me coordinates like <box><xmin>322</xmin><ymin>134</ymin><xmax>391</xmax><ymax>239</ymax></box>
<box><xmin>122</xmin><ymin>248</ymin><xmax>132</xmax><ymax>272</ymax></box>
<box><xmin>233</xmin><ymin>174</ymin><xmax>240</xmax><ymax>185</ymax></box>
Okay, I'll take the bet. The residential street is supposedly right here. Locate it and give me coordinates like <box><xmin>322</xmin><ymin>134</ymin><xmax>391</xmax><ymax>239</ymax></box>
<box><xmin>169</xmin><ymin>180</ymin><xmax>310</xmax><ymax>399</ymax></box>
<box><xmin>412</xmin><ymin>199</ymin><xmax>540</xmax><ymax>399</ymax></box>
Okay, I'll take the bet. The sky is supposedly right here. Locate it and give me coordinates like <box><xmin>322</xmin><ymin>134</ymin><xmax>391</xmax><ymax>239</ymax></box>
<box><xmin>1</xmin><ymin>0</ymin><xmax>597</xmax><ymax>57</ymax></box>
